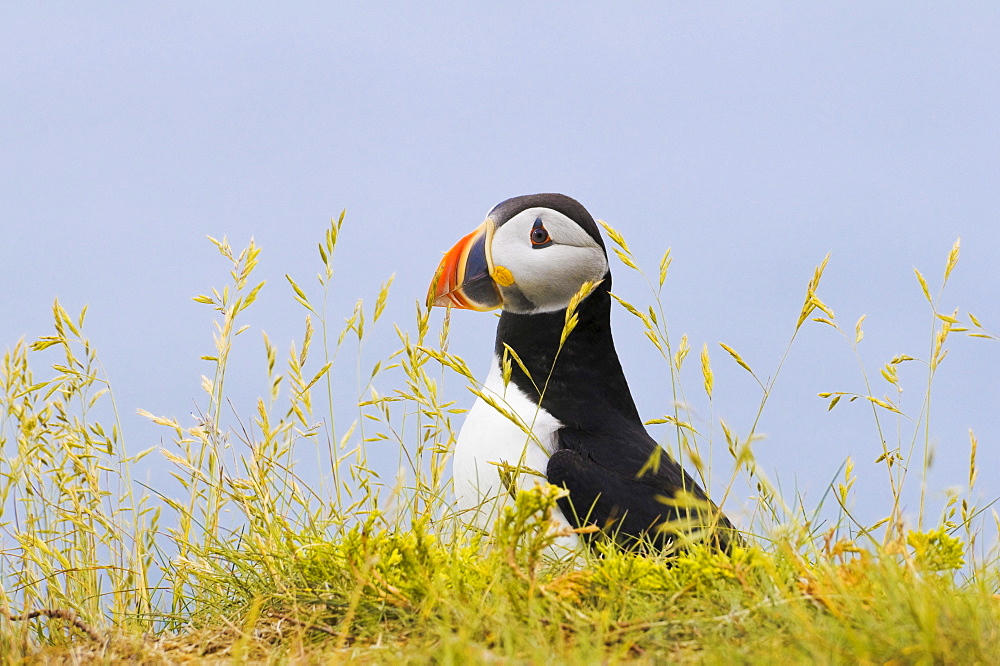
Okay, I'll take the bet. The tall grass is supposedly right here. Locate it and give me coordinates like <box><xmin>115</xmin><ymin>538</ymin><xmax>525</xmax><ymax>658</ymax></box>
<box><xmin>0</xmin><ymin>214</ymin><xmax>997</xmax><ymax>662</ymax></box>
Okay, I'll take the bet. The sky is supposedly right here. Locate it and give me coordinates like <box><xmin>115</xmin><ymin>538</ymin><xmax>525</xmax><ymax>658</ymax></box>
<box><xmin>2</xmin><ymin>4</ymin><xmax>999</xmax><ymax>539</ymax></box>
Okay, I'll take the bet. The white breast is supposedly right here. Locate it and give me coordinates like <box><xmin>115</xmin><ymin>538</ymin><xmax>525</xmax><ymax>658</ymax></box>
<box><xmin>452</xmin><ymin>355</ymin><xmax>580</xmax><ymax>552</ymax></box>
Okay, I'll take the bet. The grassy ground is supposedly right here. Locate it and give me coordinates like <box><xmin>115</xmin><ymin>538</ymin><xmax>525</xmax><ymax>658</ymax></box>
<box><xmin>1</xmin><ymin>216</ymin><xmax>998</xmax><ymax>663</ymax></box>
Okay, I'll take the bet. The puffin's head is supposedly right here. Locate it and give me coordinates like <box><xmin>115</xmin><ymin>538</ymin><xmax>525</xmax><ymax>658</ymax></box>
<box><xmin>427</xmin><ymin>194</ymin><xmax>609</xmax><ymax>315</ymax></box>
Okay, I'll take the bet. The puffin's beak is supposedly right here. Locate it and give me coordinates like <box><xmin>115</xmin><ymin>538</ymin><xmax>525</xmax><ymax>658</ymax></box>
<box><xmin>427</xmin><ymin>220</ymin><xmax>503</xmax><ymax>311</ymax></box>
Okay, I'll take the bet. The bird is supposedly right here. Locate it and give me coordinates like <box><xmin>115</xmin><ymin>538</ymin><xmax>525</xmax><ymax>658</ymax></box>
<box><xmin>427</xmin><ymin>193</ymin><xmax>736</xmax><ymax>552</ymax></box>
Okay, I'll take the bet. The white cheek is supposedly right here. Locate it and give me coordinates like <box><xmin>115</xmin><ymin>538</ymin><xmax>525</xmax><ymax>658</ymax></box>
<box><xmin>490</xmin><ymin>208</ymin><xmax>609</xmax><ymax>312</ymax></box>
<box><xmin>496</xmin><ymin>251</ymin><xmax>606</xmax><ymax>313</ymax></box>
<box><xmin>490</xmin><ymin>226</ymin><xmax>528</xmax><ymax>269</ymax></box>
<box><xmin>513</xmin><ymin>245</ymin><xmax>607</xmax><ymax>310</ymax></box>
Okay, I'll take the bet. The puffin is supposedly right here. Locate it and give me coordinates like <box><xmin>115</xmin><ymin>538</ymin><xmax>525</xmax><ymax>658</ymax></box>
<box><xmin>427</xmin><ymin>193</ymin><xmax>736</xmax><ymax>551</ymax></box>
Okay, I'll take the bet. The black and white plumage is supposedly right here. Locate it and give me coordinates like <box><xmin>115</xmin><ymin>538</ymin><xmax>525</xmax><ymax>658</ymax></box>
<box><xmin>428</xmin><ymin>193</ymin><xmax>736</xmax><ymax>551</ymax></box>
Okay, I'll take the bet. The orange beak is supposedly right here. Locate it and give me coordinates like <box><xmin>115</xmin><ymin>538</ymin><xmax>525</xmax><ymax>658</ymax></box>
<box><xmin>427</xmin><ymin>221</ymin><xmax>503</xmax><ymax>311</ymax></box>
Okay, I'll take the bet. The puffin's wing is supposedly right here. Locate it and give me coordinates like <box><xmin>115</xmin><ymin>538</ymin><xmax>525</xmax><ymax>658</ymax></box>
<box><xmin>547</xmin><ymin>448</ymin><xmax>677</xmax><ymax>549</ymax></box>
<box><xmin>548</xmin><ymin>427</ymin><xmax>733</xmax><ymax>549</ymax></box>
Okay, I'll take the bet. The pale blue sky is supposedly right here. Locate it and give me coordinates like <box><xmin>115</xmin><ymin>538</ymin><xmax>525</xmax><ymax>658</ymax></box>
<box><xmin>3</xmin><ymin>4</ymin><xmax>998</xmax><ymax>535</ymax></box>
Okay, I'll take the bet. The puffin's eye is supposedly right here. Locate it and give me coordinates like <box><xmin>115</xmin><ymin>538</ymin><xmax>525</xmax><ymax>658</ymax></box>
<box><xmin>530</xmin><ymin>219</ymin><xmax>552</xmax><ymax>248</ymax></box>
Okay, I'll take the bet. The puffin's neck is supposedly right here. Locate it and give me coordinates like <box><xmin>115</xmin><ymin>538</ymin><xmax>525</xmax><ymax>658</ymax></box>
<box><xmin>493</xmin><ymin>278</ymin><xmax>640</xmax><ymax>431</ymax></box>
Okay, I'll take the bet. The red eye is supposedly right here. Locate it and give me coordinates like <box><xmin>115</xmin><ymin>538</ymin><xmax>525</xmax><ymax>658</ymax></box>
<box><xmin>530</xmin><ymin>224</ymin><xmax>550</xmax><ymax>246</ymax></box>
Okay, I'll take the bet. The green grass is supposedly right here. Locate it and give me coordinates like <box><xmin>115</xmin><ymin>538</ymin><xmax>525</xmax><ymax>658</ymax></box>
<box><xmin>1</xmin><ymin>214</ymin><xmax>998</xmax><ymax>663</ymax></box>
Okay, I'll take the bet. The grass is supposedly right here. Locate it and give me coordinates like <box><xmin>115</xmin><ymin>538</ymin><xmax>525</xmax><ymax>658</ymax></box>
<box><xmin>1</xmin><ymin>213</ymin><xmax>998</xmax><ymax>663</ymax></box>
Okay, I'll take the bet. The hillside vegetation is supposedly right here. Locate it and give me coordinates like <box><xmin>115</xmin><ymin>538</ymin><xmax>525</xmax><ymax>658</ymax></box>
<box><xmin>1</xmin><ymin>215</ymin><xmax>997</xmax><ymax>663</ymax></box>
